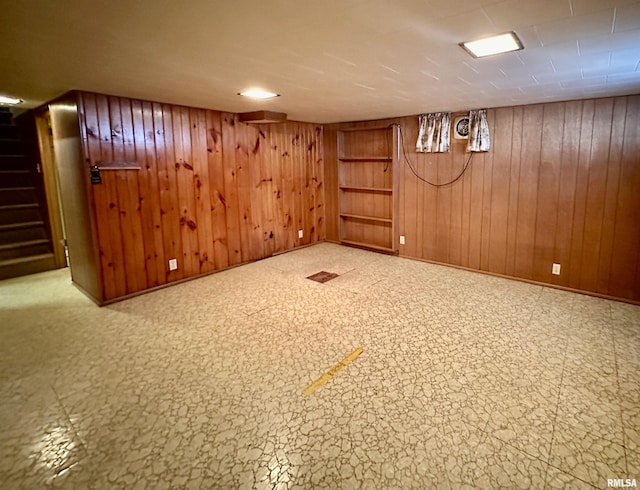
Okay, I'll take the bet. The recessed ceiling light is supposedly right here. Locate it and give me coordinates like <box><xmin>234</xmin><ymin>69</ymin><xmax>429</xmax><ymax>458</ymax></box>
<box><xmin>0</xmin><ymin>95</ymin><xmax>23</xmax><ymax>105</ymax></box>
<box><xmin>461</xmin><ymin>32</ymin><xmax>523</xmax><ymax>58</ymax></box>
<box><xmin>238</xmin><ymin>89</ymin><xmax>280</xmax><ymax>99</ymax></box>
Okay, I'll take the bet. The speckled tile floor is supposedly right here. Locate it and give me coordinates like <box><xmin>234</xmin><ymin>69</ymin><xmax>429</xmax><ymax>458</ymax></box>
<box><xmin>1</xmin><ymin>242</ymin><xmax>638</xmax><ymax>489</ymax></box>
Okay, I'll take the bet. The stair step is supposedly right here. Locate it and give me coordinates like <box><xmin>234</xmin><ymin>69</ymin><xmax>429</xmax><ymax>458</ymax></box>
<box><xmin>0</xmin><ymin>154</ymin><xmax>29</xmax><ymax>170</ymax></box>
<box><xmin>0</xmin><ymin>169</ymin><xmax>33</xmax><ymax>187</ymax></box>
<box><xmin>0</xmin><ymin>221</ymin><xmax>48</xmax><ymax>245</ymax></box>
<box><xmin>0</xmin><ymin>203</ymin><xmax>38</xmax><ymax>209</ymax></box>
<box><xmin>0</xmin><ymin>238</ymin><xmax>50</xmax><ymax>250</ymax></box>
<box><xmin>0</xmin><ymin>220</ymin><xmax>44</xmax><ymax>230</ymax></box>
<box><xmin>0</xmin><ymin>253</ymin><xmax>57</xmax><ymax>280</ymax></box>
<box><xmin>0</xmin><ymin>138</ymin><xmax>24</xmax><ymax>154</ymax></box>
<box><xmin>0</xmin><ymin>203</ymin><xmax>42</xmax><ymax>225</ymax></box>
<box><xmin>0</xmin><ymin>125</ymin><xmax>20</xmax><ymax>139</ymax></box>
<box><xmin>0</xmin><ymin>186</ymin><xmax>38</xmax><ymax>205</ymax></box>
<box><xmin>0</xmin><ymin>239</ymin><xmax>51</xmax><ymax>261</ymax></box>
<box><xmin>0</xmin><ymin>252</ymin><xmax>55</xmax><ymax>266</ymax></box>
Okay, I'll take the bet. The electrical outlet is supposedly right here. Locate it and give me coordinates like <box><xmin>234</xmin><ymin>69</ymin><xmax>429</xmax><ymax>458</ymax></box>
<box><xmin>399</xmin><ymin>235</ymin><xmax>406</xmax><ymax>245</ymax></box>
<box><xmin>169</xmin><ymin>258</ymin><xmax>178</xmax><ymax>271</ymax></box>
<box><xmin>552</xmin><ymin>263</ymin><xmax>561</xmax><ymax>275</ymax></box>
<box><xmin>298</xmin><ymin>229</ymin><xmax>303</xmax><ymax>239</ymax></box>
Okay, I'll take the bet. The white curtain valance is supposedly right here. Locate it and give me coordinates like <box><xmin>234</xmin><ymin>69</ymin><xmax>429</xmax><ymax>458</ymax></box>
<box><xmin>416</xmin><ymin>112</ymin><xmax>450</xmax><ymax>153</ymax></box>
<box><xmin>467</xmin><ymin>109</ymin><xmax>490</xmax><ymax>152</ymax></box>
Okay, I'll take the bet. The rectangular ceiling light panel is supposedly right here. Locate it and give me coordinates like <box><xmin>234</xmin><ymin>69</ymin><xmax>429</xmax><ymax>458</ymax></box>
<box><xmin>461</xmin><ymin>32</ymin><xmax>523</xmax><ymax>58</ymax></box>
<box><xmin>238</xmin><ymin>89</ymin><xmax>280</xmax><ymax>99</ymax></box>
<box><xmin>0</xmin><ymin>95</ymin><xmax>23</xmax><ymax>105</ymax></box>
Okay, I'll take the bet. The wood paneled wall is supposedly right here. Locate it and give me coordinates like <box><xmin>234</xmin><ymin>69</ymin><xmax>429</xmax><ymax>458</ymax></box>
<box><xmin>74</xmin><ymin>92</ymin><xmax>324</xmax><ymax>302</ymax></box>
<box><xmin>50</xmin><ymin>94</ymin><xmax>102</xmax><ymax>301</ymax></box>
<box><xmin>325</xmin><ymin>95</ymin><xmax>640</xmax><ymax>303</ymax></box>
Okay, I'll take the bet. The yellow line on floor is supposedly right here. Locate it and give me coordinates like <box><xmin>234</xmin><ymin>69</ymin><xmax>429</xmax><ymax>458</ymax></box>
<box><xmin>303</xmin><ymin>348</ymin><xmax>363</xmax><ymax>395</ymax></box>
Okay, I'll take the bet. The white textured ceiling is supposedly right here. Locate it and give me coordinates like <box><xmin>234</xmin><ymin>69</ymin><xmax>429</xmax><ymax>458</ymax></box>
<box><xmin>1</xmin><ymin>0</ymin><xmax>639</xmax><ymax>123</ymax></box>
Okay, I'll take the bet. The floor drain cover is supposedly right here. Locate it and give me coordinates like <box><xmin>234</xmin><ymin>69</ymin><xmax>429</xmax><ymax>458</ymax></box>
<box><xmin>307</xmin><ymin>271</ymin><xmax>339</xmax><ymax>283</ymax></box>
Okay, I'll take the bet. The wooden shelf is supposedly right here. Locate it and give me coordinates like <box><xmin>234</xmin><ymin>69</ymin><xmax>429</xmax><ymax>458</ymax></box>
<box><xmin>339</xmin><ymin>157</ymin><xmax>392</xmax><ymax>162</ymax></box>
<box><xmin>339</xmin><ymin>185</ymin><xmax>392</xmax><ymax>193</ymax></box>
<box><xmin>337</xmin><ymin>126</ymin><xmax>398</xmax><ymax>254</ymax></box>
<box><xmin>340</xmin><ymin>240</ymin><xmax>395</xmax><ymax>253</ymax></box>
<box><xmin>340</xmin><ymin>213</ymin><xmax>392</xmax><ymax>223</ymax></box>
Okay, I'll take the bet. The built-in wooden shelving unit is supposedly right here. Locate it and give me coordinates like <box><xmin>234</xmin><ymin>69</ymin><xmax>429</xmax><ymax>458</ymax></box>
<box><xmin>337</xmin><ymin>126</ymin><xmax>399</xmax><ymax>253</ymax></box>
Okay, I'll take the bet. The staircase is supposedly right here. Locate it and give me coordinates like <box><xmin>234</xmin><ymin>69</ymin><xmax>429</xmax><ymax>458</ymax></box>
<box><xmin>0</xmin><ymin>107</ymin><xmax>57</xmax><ymax>280</ymax></box>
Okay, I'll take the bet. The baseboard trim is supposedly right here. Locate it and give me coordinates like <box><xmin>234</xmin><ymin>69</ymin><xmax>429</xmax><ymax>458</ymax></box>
<box><xmin>399</xmin><ymin>254</ymin><xmax>640</xmax><ymax>307</ymax></box>
<box><xmin>90</xmin><ymin>241</ymin><xmax>326</xmax><ymax>306</ymax></box>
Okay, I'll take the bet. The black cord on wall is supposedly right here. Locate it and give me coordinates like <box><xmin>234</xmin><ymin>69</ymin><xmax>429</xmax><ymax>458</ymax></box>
<box><xmin>397</xmin><ymin>125</ymin><xmax>473</xmax><ymax>187</ymax></box>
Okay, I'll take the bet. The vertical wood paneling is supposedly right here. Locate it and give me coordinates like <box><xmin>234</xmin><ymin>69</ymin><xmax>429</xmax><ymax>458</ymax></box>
<box><xmin>580</xmin><ymin>98</ymin><xmax>614</xmax><ymax>292</ymax></box>
<box><xmin>282</xmin><ymin>126</ymin><xmax>296</xmax><ymax>250</ymax></box>
<box><xmin>467</xmin><ymin>144</ymin><xmax>485</xmax><ymax>270</ymax></box>
<box><xmin>130</xmin><ymin>100</ymin><xmax>157</xmax><ymax>285</ymax></box>
<box><xmin>291</xmin><ymin>128</ymin><xmax>300</xmax><ymax>244</ymax></box>
<box><xmin>323</xmin><ymin>95</ymin><xmax>640</xmax><ymax>303</ymax></box>
<box><xmin>249</xmin><ymin>119</ymin><xmax>263</xmax><ymax>258</ymax></box>
<box><xmin>160</xmin><ymin>104</ymin><xmax>187</xmax><ymax>282</ymax></box>
<box><xmin>532</xmin><ymin>102</ymin><xmax>564</xmax><ymax>284</ymax></box>
<box><xmin>292</xmin><ymin>123</ymin><xmax>304</xmax><ymax>247</ymax></box>
<box><xmin>112</xmin><ymin>97</ymin><xmax>147</xmax><ymax>293</ymax></box>
<box><xmin>304</xmin><ymin>126</ymin><xmax>316</xmax><ymax>244</ymax></box>
<box><xmin>269</xmin><ymin>125</ymin><xmax>285</xmax><ymax>252</ymax></box>
<box><xmin>141</xmin><ymin>101</ymin><xmax>166</xmax><ymax>287</ymax></box>
<box><xmin>175</xmin><ymin>105</ymin><xmax>200</xmax><ymax>276</ymax></box>
<box><xmin>610</xmin><ymin>95</ymin><xmax>640</xmax><ymax>298</ymax></box>
<box><xmin>74</xmin><ymin>90</ymin><xmax>639</xmax><ymax>303</ymax></box>
<box><xmin>459</xmin><ymin>140</ymin><xmax>473</xmax><ymax>269</ymax></box>
<box><xmin>190</xmin><ymin>108</ymin><xmax>215</xmax><ymax>273</ymax></box>
<box><xmin>292</xmin><ymin>123</ymin><xmax>304</xmax><ymax>246</ymax></box>
<box><xmin>75</xmin><ymin>91</ymin><xmax>324</xmax><ymax>302</ymax></box>
<box><xmin>514</xmin><ymin>104</ymin><xmax>543</xmax><ymax>279</ymax></box>
<box><xmin>568</xmin><ymin>100</ymin><xmax>595</xmax><ymax>289</ymax></box>
<box><xmin>206</xmin><ymin>110</ymin><xmax>229</xmax><ymax>270</ymax></box>
<box><xmin>256</xmin><ymin>125</ymin><xmax>274</xmax><ymax>257</ymax></box>
<box><xmin>480</xmin><ymin>112</ymin><xmax>495</xmax><ymax>271</ymax></box>
<box><xmin>234</xmin><ymin>115</ymin><xmax>253</xmax><ymax>262</ymax></box>
<box><xmin>403</xmin><ymin>122</ymin><xmax>419</xmax><ymax>258</ymax></box>
<box><xmin>439</xmin><ymin>140</ymin><xmax>458</xmax><ymax>265</ymax></box>
<box><xmin>314</xmin><ymin>126</ymin><xmax>325</xmax><ymax>242</ymax></box>
<box><xmin>596</xmin><ymin>98</ymin><xmax>626</xmax><ymax>294</ymax></box>
<box><xmin>220</xmin><ymin>113</ymin><xmax>242</xmax><ymax>265</ymax></box>
<box><xmin>488</xmin><ymin>107</ymin><xmax>513</xmax><ymax>274</ymax></box>
<box><xmin>504</xmin><ymin>106</ymin><xmax>523</xmax><ymax>277</ymax></box>
<box><xmin>158</xmin><ymin>103</ymin><xmax>185</xmax><ymax>282</ymax></box>
<box><xmin>323</xmin><ymin>127</ymin><xmax>339</xmax><ymax>242</ymax></box>
<box><xmin>90</xmin><ymin>93</ymin><xmax>125</xmax><ymax>299</ymax></box>
<box><xmin>554</xmin><ymin>101</ymin><xmax>581</xmax><ymax>288</ymax></box>
<box><xmin>421</xmin><ymin>155</ymin><xmax>436</xmax><ymax>261</ymax></box>
<box><xmin>448</xmin><ymin>148</ymin><xmax>463</xmax><ymax>266</ymax></box>
<box><xmin>415</xmin><ymin>143</ymin><xmax>427</xmax><ymax>260</ymax></box>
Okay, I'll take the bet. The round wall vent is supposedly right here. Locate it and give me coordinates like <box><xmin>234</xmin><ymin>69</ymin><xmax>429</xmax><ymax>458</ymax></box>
<box><xmin>454</xmin><ymin>116</ymin><xmax>469</xmax><ymax>139</ymax></box>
